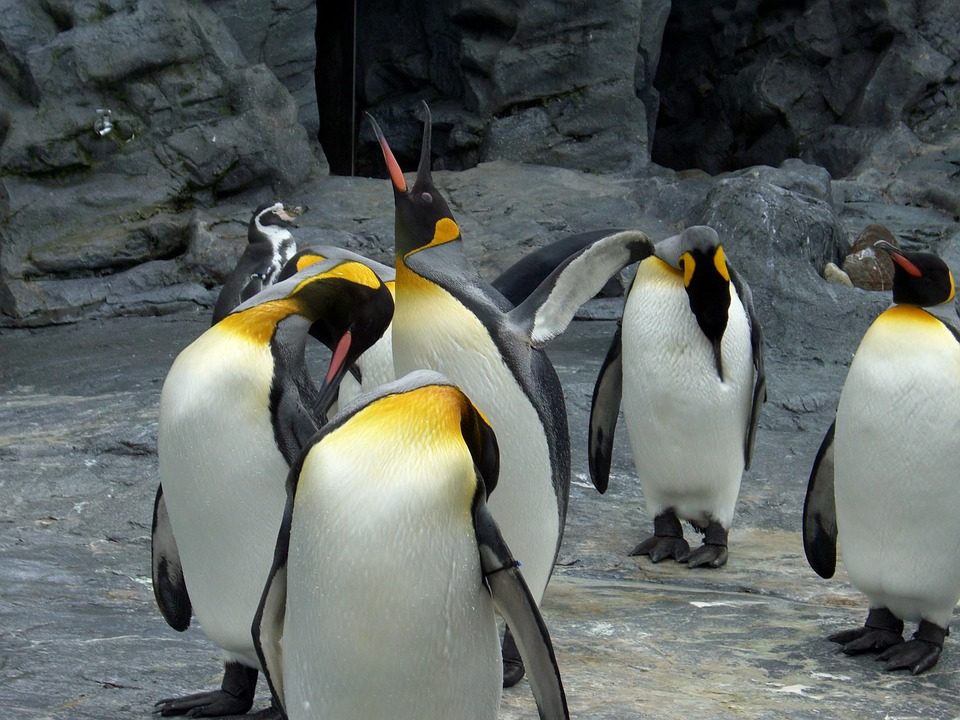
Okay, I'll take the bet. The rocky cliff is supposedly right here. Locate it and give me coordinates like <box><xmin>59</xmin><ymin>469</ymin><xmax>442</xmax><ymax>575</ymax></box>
<box><xmin>1</xmin><ymin>0</ymin><xmax>957</xmax><ymax>327</ymax></box>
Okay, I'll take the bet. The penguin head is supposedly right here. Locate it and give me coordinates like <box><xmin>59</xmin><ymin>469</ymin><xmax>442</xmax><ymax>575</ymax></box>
<box><xmin>367</xmin><ymin>104</ymin><xmax>462</xmax><ymax>260</ymax></box>
<box><xmin>875</xmin><ymin>241</ymin><xmax>956</xmax><ymax>308</ymax></box>
<box><xmin>227</xmin><ymin>258</ymin><xmax>394</xmax><ymax>419</ymax></box>
<box><xmin>656</xmin><ymin>225</ymin><xmax>731</xmax><ymax>378</ymax></box>
<box><xmin>249</xmin><ymin>202</ymin><xmax>303</xmax><ymax>244</ymax></box>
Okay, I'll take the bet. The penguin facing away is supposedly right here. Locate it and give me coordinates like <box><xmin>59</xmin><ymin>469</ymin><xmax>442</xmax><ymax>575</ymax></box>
<box><xmin>252</xmin><ymin>370</ymin><xmax>569</xmax><ymax>720</ymax></box>
<box><xmin>368</xmin><ymin>105</ymin><xmax>654</xmax><ymax>684</ymax></box>
<box><xmin>804</xmin><ymin>241</ymin><xmax>960</xmax><ymax>674</ymax></box>
<box><xmin>589</xmin><ymin>225</ymin><xmax>766</xmax><ymax>568</ymax></box>
<box><xmin>212</xmin><ymin>202</ymin><xmax>303</xmax><ymax>324</ymax></box>
<box><xmin>152</xmin><ymin>258</ymin><xmax>393</xmax><ymax>717</ymax></box>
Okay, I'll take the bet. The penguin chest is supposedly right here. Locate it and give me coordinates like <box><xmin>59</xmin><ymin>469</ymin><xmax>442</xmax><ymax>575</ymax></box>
<box><xmin>284</xmin><ymin>440</ymin><xmax>501</xmax><ymax>720</ymax></box>
<box><xmin>620</xmin><ymin>260</ymin><xmax>753</xmax><ymax>523</ymax></box>
<box><xmin>158</xmin><ymin>331</ymin><xmax>288</xmax><ymax>662</ymax></box>
<box><xmin>391</xmin><ymin>268</ymin><xmax>558</xmax><ymax>601</ymax></box>
<box><xmin>834</xmin><ymin>306</ymin><xmax>960</xmax><ymax>621</ymax></box>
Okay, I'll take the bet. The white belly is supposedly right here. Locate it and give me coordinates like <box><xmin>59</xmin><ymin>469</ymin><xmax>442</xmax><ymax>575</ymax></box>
<box><xmin>392</xmin><ymin>280</ymin><xmax>558</xmax><ymax>602</ymax></box>
<box><xmin>158</xmin><ymin>331</ymin><xmax>288</xmax><ymax>666</ymax></box>
<box><xmin>835</xmin><ymin>307</ymin><xmax>960</xmax><ymax>626</ymax></box>
<box><xmin>283</xmin><ymin>442</ymin><xmax>501</xmax><ymax>720</ymax></box>
<box><xmin>620</xmin><ymin>263</ymin><xmax>753</xmax><ymax>527</ymax></box>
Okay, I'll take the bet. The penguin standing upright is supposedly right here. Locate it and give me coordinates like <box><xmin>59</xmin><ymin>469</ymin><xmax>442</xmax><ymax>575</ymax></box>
<box><xmin>253</xmin><ymin>370</ymin><xmax>568</xmax><ymax>720</ymax></box>
<box><xmin>589</xmin><ymin>226</ymin><xmax>765</xmax><ymax>568</ymax></box>
<box><xmin>211</xmin><ymin>202</ymin><xmax>303</xmax><ymax>324</ymax></box>
<box><xmin>369</xmin><ymin>106</ymin><xmax>654</xmax><ymax>683</ymax></box>
<box><xmin>152</xmin><ymin>259</ymin><xmax>393</xmax><ymax>717</ymax></box>
<box><xmin>804</xmin><ymin>241</ymin><xmax>960</xmax><ymax>674</ymax></box>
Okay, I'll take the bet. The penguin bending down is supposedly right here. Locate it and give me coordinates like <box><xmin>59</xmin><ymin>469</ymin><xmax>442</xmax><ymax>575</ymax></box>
<box><xmin>152</xmin><ymin>259</ymin><xmax>393</xmax><ymax>717</ymax></box>
<box><xmin>369</xmin><ymin>105</ymin><xmax>654</xmax><ymax>684</ymax></box>
<box><xmin>212</xmin><ymin>202</ymin><xmax>303</xmax><ymax>324</ymax></box>
<box><xmin>277</xmin><ymin>246</ymin><xmax>397</xmax><ymax>409</ymax></box>
<box><xmin>253</xmin><ymin>370</ymin><xmax>569</xmax><ymax>720</ymax></box>
<box><xmin>804</xmin><ymin>241</ymin><xmax>960</xmax><ymax>675</ymax></box>
<box><xmin>589</xmin><ymin>226</ymin><xmax>766</xmax><ymax>568</ymax></box>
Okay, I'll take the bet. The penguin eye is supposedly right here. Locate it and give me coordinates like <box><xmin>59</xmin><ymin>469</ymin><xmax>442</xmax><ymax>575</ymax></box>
<box><xmin>420</xmin><ymin>192</ymin><xmax>433</xmax><ymax>203</ymax></box>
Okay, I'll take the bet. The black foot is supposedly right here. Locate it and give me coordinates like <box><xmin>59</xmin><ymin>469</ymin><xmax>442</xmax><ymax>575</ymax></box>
<box><xmin>155</xmin><ymin>662</ymin><xmax>257</xmax><ymax>717</ymax></box>
<box><xmin>629</xmin><ymin>511</ymin><xmax>690</xmax><ymax>563</ymax></box>
<box><xmin>502</xmin><ymin>625</ymin><xmax>525</xmax><ymax>688</ymax></box>
<box><xmin>686</xmin><ymin>521</ymin><xmax>728</xmax><ymax>568</ymax></box>
<box><xmin>877</xmin><ymin>620</ymin><xmax>946</xmax><ymax>674</ymax></box>
<box><xmin>828</xmin><ymin>607</ymin><xmax>904</xmax><ymax>655</ymax></box>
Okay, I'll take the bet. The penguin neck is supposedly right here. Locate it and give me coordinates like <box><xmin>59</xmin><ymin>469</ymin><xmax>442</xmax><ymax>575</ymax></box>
<box><xmin>253</xmin><ymin>223</ymin><xmax>293</xmax><ymax>249</ymax></box>
<box><xmin>217</xmin><ymin>299</ymin><xmax>304</xmax><ymax>345</ymax></box>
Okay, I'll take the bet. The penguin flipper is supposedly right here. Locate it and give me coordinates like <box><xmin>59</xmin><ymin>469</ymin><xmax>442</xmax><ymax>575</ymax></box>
<box><xmin>491</xmin><ymin>229</ymin><xmax>624</xmax><ymax>307</ymax></box>
<box><xmin>803</xmin><ymin>421</ymin><xmax>838</xmax><ymax>579</ymax></box>
<box><xmin>730</xmin><ymin>265</ymin><xmax>766</xmax><ymax>469</ymax></box>
<box><xmin>508</xmin><ymin>230</ymin><xmax>654</xmax><ymax>349</ymax></box>
<box><xmin>252</xmin><ymin>480</ymin><xmax>295</xmax><ymax>714</ymax></box>
<box><xmin>151</xmin><ymin>484</ymin><xmax>192</xmax><ymax>631</ymax></box>
<box><xmin>588</xmin><ymin>323</ymin><xmax>623</xmax><ymax>494</ymax></box>
<box><xmin>474</xmin><ymin>496</ymin><xmax>568</xmax><ymax>720</ymax></box>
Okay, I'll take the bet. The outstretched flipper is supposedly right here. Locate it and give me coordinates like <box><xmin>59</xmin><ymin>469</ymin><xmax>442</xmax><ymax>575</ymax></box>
<box><xmin>729</xmin><ymin>266</ymin><xmax>766</xmax><ymax>468</ymax></box>
<box><xmin>151</xmin><ymin>484</ymin><xmax>191</xmax><ymax>632</ymax></box>
<box><xmin>803</xmin><ymin>421</ymin><xmax>838</xmax><ymax>579</ymax></box>
<box><xmin>474</xmin><ymin>496</ymin><xmax>568</xmax><ymax>720</ymax></box>
<box><xmin>508</xmin><ymin>230</ymin><xmax>654</xmax><ymax>349</ymax></box>
<box><xmin>492</xmin><ymin>229</ymin><xmax>625</xmax><ymax>307</ymax></box>
<box><xmin>587</xmin><ymin>322</ymin><xmax>623</xmax><ymax>494</ymax></box>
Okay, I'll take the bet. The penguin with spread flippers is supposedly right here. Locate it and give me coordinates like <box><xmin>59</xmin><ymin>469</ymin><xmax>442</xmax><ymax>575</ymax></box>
<box><xmin>152</xmin><ymin>259</ymin><xmax>393</xmax><ymax>717</ymax></box>
<box><xmin>252</xmin><ymin>370</ymin><xmax>568</xmax><ymax>720</ymax></box>
<box><xmin>369</xmin><ymin>104</ymin><xmax>654</xmax><ymax>684</ymax></box>
<box><xmin>211</xmin><ymin>202</ymin><xmax>303</xmax><ymax>324</ymax></box>
<box><xmin>804</xmin><ymin>241</ymin><xmax>960</xmax><ymax>675</ymax></box>
<box><xmin>589</xmin><ymin>225</ymin><xmax>766</xmax><ymax>568</ymax></box>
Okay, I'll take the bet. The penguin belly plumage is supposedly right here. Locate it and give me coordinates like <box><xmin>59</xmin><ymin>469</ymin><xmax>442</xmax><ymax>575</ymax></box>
<box><xmin>159</xmin><ymin>328</ymin><xmax>287</xmax><ymax>667</ymax></box>
<box><xmin>391</xmin><ymin>264</ymin><xmax>559</xmax><ymax>604</ymax></box>
<box><xmin>283</xmin><ymin>419</ymin><xmax>501</xmax><ymax>719</ymax></box>
<box><xmin>252</xmin><ymin>371</ymin><xmax>569</xmax><ymax>720</ymax></box>
<box><xmin>834</xmin><ymin>305</ymin><xmax>960</xmax><ymax>627</ymax></box>
<box><xmin>621</xmin><ymin>257</ymin><xmax>754</xmax><ymax>529</ymax></box>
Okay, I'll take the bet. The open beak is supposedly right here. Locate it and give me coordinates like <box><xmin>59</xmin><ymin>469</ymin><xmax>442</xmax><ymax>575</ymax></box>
<box><xmin>366</xmin><ymin>114</ymin><xmax>408</xmax><ymax>193</ymax></box>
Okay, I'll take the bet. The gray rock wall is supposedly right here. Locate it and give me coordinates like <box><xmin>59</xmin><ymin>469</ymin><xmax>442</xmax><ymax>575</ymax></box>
<box><xmin>1</xmin><ymin>0</ymin><xmax>958</xmax><ymax>327</ymax></box>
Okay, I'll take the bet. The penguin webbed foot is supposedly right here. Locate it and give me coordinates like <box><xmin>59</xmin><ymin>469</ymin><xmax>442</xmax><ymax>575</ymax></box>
<box><xmin>501</xmin><ymin>625</ymin><xmax>526</xmax><ymax>688</ymax></box>
<box><xmin>629</xmin><ymin>534</ymin><xmax>691</xmax><ymax>563</ymax></box>
<box><xmin>876</xmin><ymin>620</ymin><xmax>946</xmax><ymax>675</ymax></box>
<box><xmin>630</xmin><ymin>511</ymin><xmax>691</xmax><ymax>562</ymax></box>
<box><xmin>828</xmin><ymin>607</ymin><xmax>904</xmax><ymax>655</ymax></box>
<box><xmin>685</xmin><ymin>520</ymin><xmax>728</xmax><ymax>569</ymax></box>
<box><xmin>155</xmin><ymin>662</ymin><xmax>257</xmax><ymax>717</ymax></box>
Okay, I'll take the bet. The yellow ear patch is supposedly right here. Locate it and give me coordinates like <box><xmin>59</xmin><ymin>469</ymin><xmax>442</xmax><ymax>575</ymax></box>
<box><xmin>714</xmin><ymin>245</ymin><xmax>730</xmax><ymax>281</ymax></box>
<box><xmin>434</xmin><ymin>217</ymin><xmax>461</xmax><ymax>245</ymax></box>
<box><xmin>680</xmin><ymin>252</ymin><xmax>695</xmax><ymax>287</ymax></box>
<box><xmin>293</xmin><ymin>261</ymin><xmax>381</xmax><ymax>294</ymax></box>
<box><xmin>296</xmin><ymin>253</ymin><xmax>326</xmax><ymax>272</ymax></box>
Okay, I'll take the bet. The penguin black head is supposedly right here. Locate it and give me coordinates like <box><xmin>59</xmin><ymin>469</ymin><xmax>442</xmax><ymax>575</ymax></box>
<box><xmin>656</xmin><ymin>225</ymin><xmax>731</xmax><ymax>379</ymax></box>
<box><xmin>367</xmin><ymin>104</ymin><xmax>461</xmax><ymax>260</ymax></box>
<box><xmin>249</xmin><ymin>202</ymin><xmax>303</xmax><ymax>243</ymax></box>
<box><xmin>875</xmin><ymin>241</ymin><xmax>956</xmax><ymax>308</ymax></box>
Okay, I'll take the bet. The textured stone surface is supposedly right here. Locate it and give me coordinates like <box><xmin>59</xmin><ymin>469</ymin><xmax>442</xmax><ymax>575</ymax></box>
<box><xmin>4</xmin><ymin>297</ymin><xmax>960</xmax><ymax>719</ymax></box>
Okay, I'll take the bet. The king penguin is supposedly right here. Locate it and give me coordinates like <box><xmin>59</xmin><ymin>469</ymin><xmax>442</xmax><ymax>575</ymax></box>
<box><xmin>211</xmin><ymin>202</ymin><xmax>303</xmax><ymax>324</ymax></box>
<box><xmin>589</xmin><ymin>225</ymin><xmax>766</xmax><ymax>568</ymax></box>
<box><xmin>276</xmin><ymin>246</ymin><xmax>397</xmax><ymax>409</ymax></box>
<box><xmin>804</xmin><ymin>241</ymin><xmax>960</xmax><ymax>674</ymax></box>
<box><xmin>252</xmin><ymin>370</ymin><xmax>569</xmax><ymax>720</ymax></box>
<box><xmin>152</xmin><ymin>258</ymin><xmax>393</xmax><ymax>716</ymax></box>
<box><xmin>369</xmin><ymin>104</ymin><xmax>654</xmax><ymax>684</ymax></box>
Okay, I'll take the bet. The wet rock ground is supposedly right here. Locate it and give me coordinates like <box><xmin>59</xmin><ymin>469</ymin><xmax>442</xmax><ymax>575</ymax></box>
<box><xmin>2</xmin><ymin>308</ymin><xmax>960</xmax><ymax>719</ymax></box>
